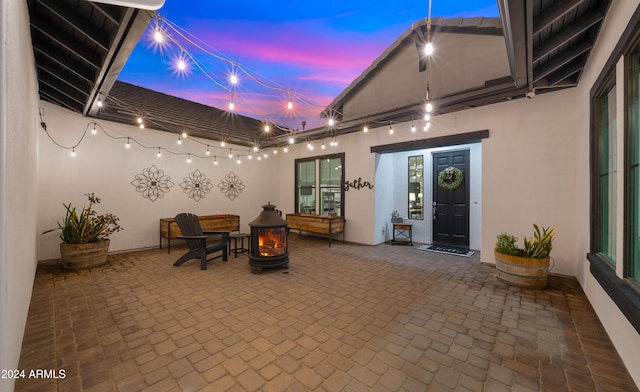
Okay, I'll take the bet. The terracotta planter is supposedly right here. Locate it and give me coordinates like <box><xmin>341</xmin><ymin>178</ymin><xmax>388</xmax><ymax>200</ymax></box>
<box><xmin>494</xmin><ymin>250</ymin><xmax>550</xmax><ymax>289</ymax></box>
<box><xmin>60</xmin><ymin>239</ymin><xmax>110</xmax><ymax>270</ymax></box>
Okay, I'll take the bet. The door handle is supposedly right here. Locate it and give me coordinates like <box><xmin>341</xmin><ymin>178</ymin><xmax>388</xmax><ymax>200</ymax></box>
<box><xmin>432</xmin><ymin>202</ymin><xmax>437</xmax><ymax>220</ymax></box>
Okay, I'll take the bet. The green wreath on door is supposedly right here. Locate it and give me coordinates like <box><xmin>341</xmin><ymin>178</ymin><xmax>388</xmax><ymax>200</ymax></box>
<box><xmin>437</xmin><ymin>166</ymin><xmax>463</xmax><ymax>190</ymax></box>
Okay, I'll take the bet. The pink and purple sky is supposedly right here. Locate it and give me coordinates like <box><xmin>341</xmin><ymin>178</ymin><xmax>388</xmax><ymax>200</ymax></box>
<box><xmin>119</xmin><ymin>1</ymin><xmax>499</xmax><ymax>130</ymax></box>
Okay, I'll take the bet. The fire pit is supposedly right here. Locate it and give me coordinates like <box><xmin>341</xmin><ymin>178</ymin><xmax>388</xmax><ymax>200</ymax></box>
<box><xmin>248</xmin><ymin>202</ymin><xmax>289</xmax><ymax>274</ymax></box>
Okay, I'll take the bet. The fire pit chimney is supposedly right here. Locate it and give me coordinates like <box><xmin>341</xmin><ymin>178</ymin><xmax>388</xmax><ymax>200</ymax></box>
<box><xmin>248</xmin><ymin>202</ymin><xmax>289</xmax><ymax>274</ymax></box>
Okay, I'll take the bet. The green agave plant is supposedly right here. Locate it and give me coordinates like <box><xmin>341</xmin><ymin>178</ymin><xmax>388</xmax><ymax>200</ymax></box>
<box><xmin>44</xmin><ymin>193</ymin><xmax>122</xmax><ymax>244</ymax></box>
<box><xmin>495</xmin><ymin>224</ymin><xmax>555</xmax><ymax>259</ymax></box>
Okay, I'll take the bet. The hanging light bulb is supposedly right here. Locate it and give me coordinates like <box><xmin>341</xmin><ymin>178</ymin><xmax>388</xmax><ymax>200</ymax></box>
<box><xmin>307</xmin><ymin>142</ymin><xmax>314</xmax><ymax>150</ymax></box>
<box><xmin>321</xmin><ymin>142</ymin><xmax>326</xmax><ymax>149</ymax></box>
<box><xmin>177</xmin><ymin>59</ymin><xmax>186</xmax><ymax>71</ymax></box>
<box><xmin>187</xmin><ymin>154</ymin><xmax>191</xmax><ymax>163</ymax></box>
<box><xmin>220</xmin><ymin>141</ymin><xmax>226</xmax><ymax>147</ymax></box>
<box><xmin>333</xmin><ymin>138</ymin><xmax>338</xmax><ymax>147</ymax></box>
<box><xmin>157</xmin><ymin>148</ymin><xmax>162</xmax><ymax>158</ymax></box>
<box><xmin>91</xmin><ymin>123</ymin><xmax>97</xmax><ymax>135</ymax></box>
<box><xmin>273</xmin><ymin>149</ymin><xmax>278</xmax><ymax>155</ymax></box>
<box><xmin>139</xmin><ymin>124</ymin><xmax>145</xmax><ymax>129</ymax></box>
<box><xmin>206</xmin><ymin>145</ymin><xmax>210</xmax><ymax>155</ymax></box>
<box><xmin>253</xmin><ymin>146</ymin><xmax>259</xmax><ymax>152</ymax></box>
<box><xmin>236</xmin><ymin>155</ymin><xmax>241</xmax><ymax>164</ymax></box>
<box><xmin>228</xmin><ymin>149</ymin><xmax>233</xmax><ymax>158</ymax></box>
<box><xmin>154</xmin><ymin>26</ymin><xmax>163</xmax><ymax>43</ymax></box>
<box><xmin>181</xmin><ymin>130</ymin><xmax>188</xmax><ymax>139</ymax></box>
<box><xmin>248</xmin><ymin>154</ymin><xmax>253</xmax><ymax>160</ymax></box>
<box><xmin>426</xmin><ymin>101</ymin><xmax>433</xmax><ymax>113</ymax></box>
<box><xmin>411</xmin><ymin>121</ymin><xmax>416</xmax><ymax>133</ymax></box>
<box><xmin>257</xmin><ymin>156</ymin><xmax>262</xmax><ymax>161</ymax></box>
<box><xmin>424</xmin><ymin>42</ymin><xmax>434</xmax><ymax>56</ymax></box>
<box><xmin>70</xmin><ymin>148</ymin><xmax>76</xmax><ymax>157</ymax></box>
<box><xmin>214</xmin><ymin>157</ymin><xmax>218</xmax><ymax>165</ymax></box>
<box><xmin>424</xmin><ymin>113</ymin><xmax>431</xmax><ymax>122</ymax></box>
<box><xmin>363</xmin><ymin>126</ymin><xmax>369</xmax><ymax>133</ymax></box>
<box><xmin>389</xmin><ymin>125</ymin><xmax>394</xmax><ymax>135</ymax></box>
<box><xmin>424</xmin><ymin>122</ymin><xmax>431</xmax><ymax>131</ymax></box>
<box><xmin>288</xmin><ymin>137</ymin><xmax>295</xmax><ymax>145</ymax></box>
<box><xmin>137</xmin><ymin>117</ymin><xmax>143</xmax><ymax>124</ymax></box>
<box><xmin>264</xmin><ymin>124</ymin><xmax>270</xmax><ymax>133</ymax></box>
<box><xmin>229</xmin><ymin>101</ymin><xmax>235</xmax><ymax>111</ymax></box>
<box><xmin>177</xmin><ymin>136</ymin><xmax>182</xmax><ymax>145</ymax></box>
<box><xmin>287</xmin><ymin>99</ymin><xmax>293</xmax><ymax>110</ymax></box>
<box><xmin>96</xmin><ymin>98</ymin><xmax>103</xmax><ymax>108</ymax></box>
<box><xmin>230</xmin><ymin>73</ymin><xmax>239</xmax><ymax>85</ymax></box>
<box><xmin>328</xmin><ymin>118</ymin><xmax>335</xmax><ymax>126</ymax></box>
<box><xmin>283</xmin><ymin>147</ymin><xmax>289</xmax><ymax>153</ymax></box>
<box><xmin>125</xmin><ymin>137</ymin><xmax>131</xmax><ymax>148</ymax></box>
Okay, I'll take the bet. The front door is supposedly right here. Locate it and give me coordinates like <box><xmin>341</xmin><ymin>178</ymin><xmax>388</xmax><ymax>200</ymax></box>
<box><xmin>432</xmin><ymin>150</ymin><xmax>470</xmax><ymax>248</ymax></box>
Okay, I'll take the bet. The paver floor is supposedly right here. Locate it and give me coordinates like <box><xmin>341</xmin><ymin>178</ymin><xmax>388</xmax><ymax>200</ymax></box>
<box><xmin>16</xmin><ymin>235</ymin><xmax>639</xmax><ymax>391</ymax></box>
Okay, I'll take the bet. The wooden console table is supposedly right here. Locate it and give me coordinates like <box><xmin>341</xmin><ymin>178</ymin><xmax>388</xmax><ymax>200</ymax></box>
<box><xmin>286</xmin><ymin>214</ymin><xmax>345</xmax><ymax>247</ymax></box>
<box><xmin>160</xmin><ymin>214</ymin><xmax>239</xmax><ymax>253</ymax></box>
<box><xmin>392</xmin><ymin>222</ymin><xmax>413</xmax><ymax>246</ymax></box>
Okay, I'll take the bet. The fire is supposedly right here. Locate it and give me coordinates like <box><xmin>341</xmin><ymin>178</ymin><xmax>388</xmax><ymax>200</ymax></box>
<box><xmin>257</xmin><ymin>228</ymin><xmax>285</xmax><ymax>257</ymax></box>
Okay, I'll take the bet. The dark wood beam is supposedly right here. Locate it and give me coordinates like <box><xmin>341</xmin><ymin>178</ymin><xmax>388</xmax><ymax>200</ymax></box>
<box><xmin>534</xmin><ymin>0</ymin><xmax>585</xmax><ymax>35</ymax></box>
<box><xmin>39</xmin><ymin>83</ymin><xmax>86</xmax><ymax>109</ymax></box>
<box><xmin>534</xmin><ymin>40</ymin><xmax>592</xmax><ymax>82</ymax></box>
<box><xmin>30</xmin><ymin>14</ymin><xmax>103</xmax><ymax>68</ymax></box>
<box><xmin>497</xmin><ymin>0</ymin><xmax>529</xmax><ymax>88</ymax></box>
<box><xmin>547</xmin><ymin>60</ymin><xmax>583</xmax><ymax>86</ymax></box>
<box><xmin>33</xmin><ymin>45</ymin><xmax>96</xmax><ymax>84</ymax></box>
<box><xmin>370</xmin><ymin>130</ymin><xmax>490</xmax><ymax>154</ymax></box>
<box><xmin>35</xmin><ymin>0</ymin><xmax>111</xmax><ymax>51</ymax></box>
<box><xmin>533</xmin><ymin>8</ymin><xmax>603</xmax><ymax>63</ymax></box>
<box><xmin>37</xmin><ymin>66</ymin><xmax>92</xmax><ymax>97</ymax></box>
<box><xmin>87</xmin><ymin>2</ymin><xmax>121</xmax><ymax>26</ymax></box>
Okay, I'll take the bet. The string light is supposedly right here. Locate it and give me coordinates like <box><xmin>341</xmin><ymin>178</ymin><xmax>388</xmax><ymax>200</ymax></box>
<box><xmin>125</xmin><ymin>137</ymin><xmax>131</xmax><ymax>148</ymax></box>
<box><xmin>328</xmin><ymin>118</ymin><xmax>335</xmax><ymax>127</ymax></box>
<box><xmin>389</xmin><ymin>125</ymin><xmax>394</xmax><ymax>135</ymax></box>
<box><xmin>248</xmin><ymin>154</ymin><xmax>252</xmax><ymax>160</ymax></box>
<box><xmin>424</xmin><ymin>113</ymin><xmax>431</xmax><ymax>121</ymax></box>
<box><xmin>187</xmin><ymin>153</ymin><xmax>191</xmax><ymax>163</ymax></box>
<box><xmin>220</xmin><ymin>141</ymin><xmax>226</xmax><ymax>147</ymax></box>
<box><xmin>411</xmin><ymin>121</ymin><xmax>416</xmax><ymax>132</ymax></box>
<box><xmin>264</xmin><ymin>124</ymin><xmax>270</xmax><ymax>133</ymax></box>
<box><xmin>426</xmin><ymin>102</ymin><xmax>433</xmax><ymax>113</ymax></box>
<box><xmin>424</xmin><ymin>42</ymin><xmax>434</xmax><ymax>56</ymax></box>
<box><xmin>157</xmin><ymin>148</ymin><xmax>162</xmax><ymax>157</ymax></box>
<box><xmin>236</xmin><ymin>155</ymin><xmax>241</xmax><ymax>164</ymax></box>
<box><xmin>70</xmin><ymin>148</ymin><xmax>76</xmax><ymax>157</ymax></box>
<box><xmin>137</xmin><ymin>117</ymin><xmax>143</xmax><ymax>124</ymax></box>
<box><xmin>288</xmin><ymin>137</ymin><xmax>295</xmax><ymax>144</ymax></box>
<box><xmin>287</xmin><ymin>97</ymin><xmax>293</xmax><ymax>110</ymax></box>
<box><xmin>139</xmin><ymin>123</ymin><xmax>145</xmax><ymax>129</ymax></box>
<box><xmin>283</xmin><ymin>147</ymin><xmax>289</xmax><ymax>153</ymax></box>
<box><xmin>424</xmin><ymin>122</ymin><xmax>431</xmax><ymax>131</ymax></box>
<box><xmin>177</xmin><ymin>136</ymin><xmax>182</xmax><ymax>145</ymax></box>
<box><xmin>91</xmin><ymin>123</ymin><xmax>97</xmax><ymax>135</ymax></box>
<box><xmin>230</xmin><ymin>72</ymin><xmax>239</xmax><ymax>85</ymax></box>
<box><xmin>181</xmin><ymin>130</ymin><xmax>188</xmax><ymax>138</ymax></box>
<box><xmin>228</xmin><ymin>100</ymin><xmax>235</xmax><ymax>111</ymax></box>
<box><xmin>253</xmin><ymin>146</ymin><xmax>259</xmax><ymax>152</ymax></box>
<box><xmin>363</xmin><ymin>126</ymin><xmax>369</xmax><ymax>133</ymax></box>
<box><xmin>321</xmin><ymin>141</ymin><xmax>326</xmax><ymax>149</ymax></box>
<box><xmin>214</xmin><ymin>156</ymin><xmax>218</xmax><ymax>165</ymax></box>
<box><xmin>228</xmin><ymin>149</ymin><xmax>233</xmax><ymax>158</ymax></box>
<box><xmin>206</xmin><ymin>145</ymin><xmax>210</xmax><ymax>155</ymax></box>
<box><xmin>96</xmin><ymin>98</ymin><xmax>103</xmax><ymax>108</ymax></box>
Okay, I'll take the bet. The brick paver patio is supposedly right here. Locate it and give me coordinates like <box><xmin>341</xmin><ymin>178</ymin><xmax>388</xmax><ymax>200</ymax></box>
<box><xmin>16</xmin><ymin>235</ymin><xmax>638</xmax><ymax>391</ymax></box>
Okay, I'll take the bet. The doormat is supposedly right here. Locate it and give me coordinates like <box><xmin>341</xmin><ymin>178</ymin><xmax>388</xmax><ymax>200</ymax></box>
<box><xmin>416</xmin><ymin>244</ymin><xmax>474</xmax><ymax>258</ymax></box>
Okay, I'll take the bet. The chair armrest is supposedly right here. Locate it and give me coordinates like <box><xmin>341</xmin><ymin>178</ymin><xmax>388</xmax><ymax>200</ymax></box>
<box><xmin>177</xmin><ymin>235</ymin><xmax>209</xmax><ymax>240</ymax></box>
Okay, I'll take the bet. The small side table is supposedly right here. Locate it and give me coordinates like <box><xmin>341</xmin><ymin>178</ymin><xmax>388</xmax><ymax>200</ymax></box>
<box><xmin>392</xmin><ymin>223</ymin><xmax>413</xmax><ymax>246</ymax></box>
<box><xmin>229</xmin><ymin>233</ymin><xmax>250</xmax><ymax>258</ymax></box>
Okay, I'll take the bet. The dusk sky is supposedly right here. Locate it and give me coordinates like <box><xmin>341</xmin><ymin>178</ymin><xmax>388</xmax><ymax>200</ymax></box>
<box><xmin>118</xmin><ymin>1</ymin><xmax>499</xmax><ymax>130</ymax></box>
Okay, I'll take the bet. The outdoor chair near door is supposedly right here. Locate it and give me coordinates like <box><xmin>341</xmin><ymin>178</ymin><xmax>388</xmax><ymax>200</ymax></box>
<box><xmin>173</xmin><ymin>213</ymin><xmax>229</xmax><ymax>270</ymax></box>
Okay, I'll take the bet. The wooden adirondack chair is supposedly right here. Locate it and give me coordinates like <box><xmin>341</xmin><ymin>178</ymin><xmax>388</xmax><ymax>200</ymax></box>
<box><xmin>173</xmin><ymin>213</ymin><xmax>229</xmax><ymax>270</ymax></box>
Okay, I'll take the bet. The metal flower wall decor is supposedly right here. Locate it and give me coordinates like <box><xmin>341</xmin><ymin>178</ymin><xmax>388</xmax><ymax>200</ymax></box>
<box><xmin>217</xmin><ymin>171</ymin><xmax>245</xmax><ymax>201</ymax></box>
<box><xmin>179</xmin><ymin>169</ymin><xmax>213</xmax><ymax>202</ymax></box>
<box><xmin>131</xmin><ymin>165</ymin><xmax>175</xmax><ymax>202</ymax></box>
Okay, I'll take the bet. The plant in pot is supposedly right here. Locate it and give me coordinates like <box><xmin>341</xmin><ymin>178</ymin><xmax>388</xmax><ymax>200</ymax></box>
<box><xmin>494</xmin><ymin>224</ymin><xmax>555</xmax><ymax>289</ymax></box>
<box><xmin>43</xmin><ymin>193</ymin><xmax>122</xmax><ymax>270</ymax></box>
<box><xmin>391</xmin><ymin>210</ymin><xmax>403</xmax><ymax>223</ymax></box>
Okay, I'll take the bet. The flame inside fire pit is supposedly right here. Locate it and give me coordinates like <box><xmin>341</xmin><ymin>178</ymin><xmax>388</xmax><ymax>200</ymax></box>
<box><xmin>257</xmin><ymin>227</ymin><xmax>286</xmax><ymax>257</ymax></box>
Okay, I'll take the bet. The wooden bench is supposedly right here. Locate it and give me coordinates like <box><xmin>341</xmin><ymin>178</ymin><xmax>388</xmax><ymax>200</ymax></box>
<box><xmin>160</xmin><ymin>214</ymin><xmax>239</xmax><ymax>253</ymax></box>
<box><xmin>285</xmin><ymin>214</ymin><xmax>345</xmax><ymax>247</ymax></box>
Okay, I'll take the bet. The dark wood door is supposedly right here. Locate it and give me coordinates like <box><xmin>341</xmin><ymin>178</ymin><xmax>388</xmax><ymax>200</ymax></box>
<box><xmin>432</xmin><ymin>150</ymin><xmax>470</xmax><ymax>248</ymax></box>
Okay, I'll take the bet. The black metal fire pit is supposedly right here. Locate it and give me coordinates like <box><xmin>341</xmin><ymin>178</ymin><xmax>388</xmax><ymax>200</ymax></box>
<box><xmin>248</xmin><ymin>202</ymin><xmax>289</xmax><ymax>274</ymax></box>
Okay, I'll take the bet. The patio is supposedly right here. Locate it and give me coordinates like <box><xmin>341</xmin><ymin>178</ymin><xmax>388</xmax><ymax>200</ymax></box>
<box><xmin>16</xmin><ymin>235</ymin><xmax>637</xmax><ymax>391</ymax></box>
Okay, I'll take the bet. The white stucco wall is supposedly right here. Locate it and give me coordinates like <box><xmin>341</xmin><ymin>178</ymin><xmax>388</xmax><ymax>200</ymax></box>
<box><xmin>37</xmin><ymin>101</ymin><xmax>281</xmax><ymax>261</ymax></box>
<box><xmin>0</xmin><ymin>1</ymin><xmax>40</xmax><ymax>391</ymax></box>
<box><xmin>574</xmin><ymin>0</ymin><xmax>640</xmax><ymax>386</ymax></box>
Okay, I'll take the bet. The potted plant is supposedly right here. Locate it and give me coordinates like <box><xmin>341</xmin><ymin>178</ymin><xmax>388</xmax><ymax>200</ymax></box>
<box><xmin>391</xmin><ymin>210</ymin><xmax>403</xmax><ymax>223</ymax></box>
<box><xmin>494</xmin><ymin>224</ymin><xmax>555</xmax><ymax>289</ymax></box>
<box><xmin>43</xmin><ymin>193</ymin><xmax>122</xmax><ymax>270</ymax></box>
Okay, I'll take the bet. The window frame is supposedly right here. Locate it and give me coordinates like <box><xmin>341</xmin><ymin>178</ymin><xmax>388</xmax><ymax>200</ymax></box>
<box><xmin>294</xmin><ymin>153</ymin><xmax>345</xmax><ymax>216</ymax></box>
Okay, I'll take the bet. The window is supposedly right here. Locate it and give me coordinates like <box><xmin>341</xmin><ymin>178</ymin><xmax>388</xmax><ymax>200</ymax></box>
<box><xmin>408</xmin><ymin>155</ymin><xmax>424</xmax><ymax>219</ymax></box>
<box><xmin>629</xmin><ymin>41</ymin><xmax>640</xmax><ymax>284</ymax></box>
<box><xmin>295</xmin><ymin>153</ymin><xmax>344</xmax><ymax>216</ymax></box>
<box><xmin>594</xmin><ymin>80</ymin><xmax>617</xmax><ymax>264</ymax></box>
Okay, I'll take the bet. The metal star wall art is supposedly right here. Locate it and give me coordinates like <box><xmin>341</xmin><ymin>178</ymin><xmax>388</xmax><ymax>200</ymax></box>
<box><xmin>179</xmin><ymin>169</ymin><xmax>213</xmax><ymax>202</ymax></box>
<box><xmin>131</xmin><ymin>165</ymin><xmax>174</xmax><ymax>202</ymax></box>
<box><xmin>217</xmin><ymin>171</ymin><xmax>245</xmax><ymax>201</ymax></box>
